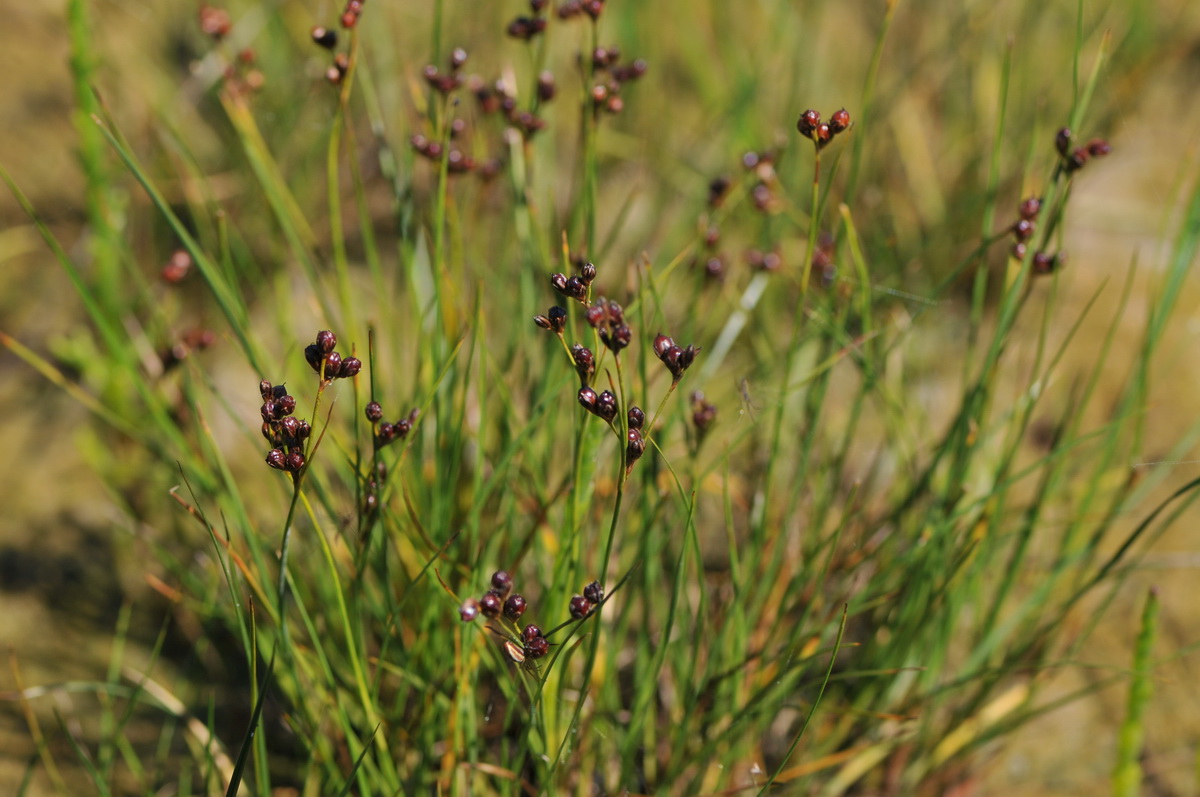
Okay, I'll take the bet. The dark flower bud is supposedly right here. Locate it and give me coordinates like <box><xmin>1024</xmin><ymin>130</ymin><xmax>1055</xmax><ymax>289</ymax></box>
<box><xmin>1013</xmin><ymin>219</ymin><xmax>1035</xmax><ymax>241</ymax></box>
<box><xmin>311</xmin><ymin>26</ymin><xmax>337</xmax><ymax>49</ymax></box>
<box><xmin>550</xmin><ymin>272</ymin><xmax>569</xmax><ymax>293</ymax></box>
<box><xmin>261</xmin><ymin>402</ymin><xmax>276</xmax><ymax>423</ymax></box>
<box><xmin>595</xmin><ymin>390</ymin><xmax>618</xmax><ymax>422</ymax></box>
<box><xmin>295</xmin><ymin>420</ymin><xmax>312</xmax><ymax>440</ymax></box>
<box><xmin>524</xmin><ymin>635</ymin><xmax>550</xmax><ymax>659</ymax></box>
<box><xmin>271</xmin><ymin>395</ymin><xmax>293</xmax><ymax>417</ymax></box>
<box><xmin>815</xmin><ymin>123</ymin><xmax>832</xmax><ymax>146</ymax></box>
<box><xmin>573</xmin><ymin>345</ymin><xmax>595</xmax><ymax>385</ymax></box>
<box><xmin>569</xmin><ymin>595</ymin><xmax>592</xmax><ymax>618</ymax></box>
<box><xmin>1019</xmin><ymin>197</ymin><xmax>1041</xmax><ymax>220</ymax></box>
<box><xmin>459</xmin><ymin>598</ymin><xmax>480</xmax><ymax>621</ymax></box>
<box><xmin>583</xmin><ymin>580</ymin><xmax>603</xmax><ymax>604</ymax></box>
<box><xmin>503</xmin><ymin>594</ymin><xmax>527</xmax><ymax>620</ymax></box>
<box><xmin>324</xmin><ymin>351</ymin><xmax>342</xmax><ymax>377</ymax></box>
<box><xmin>590</xmin><ymin>84</ymin><xmax>608</xmax><ymax>106</ymax></box>
<box><xmin>1055</xmin><ymin>127</ymin><xmax>1072</xmax><ymax>157</ymax></box>
<box><xmin>578</xmin><ymin>386</ymin><xmax>599</xmax><ymax>413</ymax></box>
<box><xmin>259</xmin><ymin>379</ymin><xmax>274</xmax><ymax>400</ymax></box>
<box><xmin>479</xmin><ymin>592</ymin><xmax>503</xmax><ymax>618</ymax></box>
<box><xmin>534</xmin><ymin>314</ymin><xmax>553</xmax><ymax>330</ymax></box>
<box><xmin>305</xmin><ymin>344</ymin><xmax>324</xmax><ymax>373</ymax></box>
<box><xmin>537</xmin><ymin>70</ymin><xmax>557</xmax><ymax>102</ymax></box>
<box><xmin>365</xmin><ymin>401</ymin><xmax>383</xmax><ymax>422</ymax></box>
<box><xmin>653</xmin><ymin>333</ymin><xmax>675</xmax><ymax>358</ymax></box>
<box><xmin>627</xmin><ymin>405</ymin><xmax>644</xmax><ymax>430</ymax></box>
<box><xmin>266</xmin><ymin>448</ymin><xmax>287</xmax><ymax>470</ymax></box>
<box><xmin>626</xmin><ymin>427</ymin><xmax>645</xmax><ymax>464</ymax></box>
<box><xmin>797</xmin><ymin>108</ymin><xmax>820</xmax><ymax>138</ymax></box>
<box><xmin>280</xmin><ymin>415</ymin><xmax>300</xmax><ymax>438</ymax></box>
<box><xmin>338</xmin><ymin>356</ymin><xmax>362</xmax><ymax>379</ymax></box>
<box><xmin>507</xmin><ymin>16</ymin><xmax>545</xmax><ymax>40</ymax></box>
<box><xmin>522</xmin><ymin>623</ymin><xmax>543</xmax><ymax>643</ymax></box>
<box><xmin>378</xmin><ymin>422</ymin><xmax>396</xmax><ymax>442</ymax></box>
<box><xmin>603</xmin><ymin>324</ymin><xmax>632</xmax><ymax>353</ymax></box>
<box><xmin>581</xmin><ymin>262</ymin><xmax>597</xmax><ymax>283</ymax></box>
<box><xmin>605</xmin><ymin>299</ymin><xmax>624</xmax><ymax>323</ymax></box>
<box><xmin>585</xmin><ymin>302</ymin><xmax>606</xmax><ymax>328</ymax></box>
<box><xmin>395</xmin><ymin>418</ymin><xmax>412</xmax><ymax>437</ymax></box>
<box><xmin>285</xmin><ymin>452</ymin><xmax>305</xmax><ymax>472</ymax></box>
<box><xmin>316</xmin><ymin>330</ymin><xmax>337</xmax><ymax>355</ymax></box>
<box><xmin>829</xmin><ymin>108</ymin><xmax>850</xmax><ymax>133</ymax></box>
<box><xmin>548</xmin><ymin>305</ymin><xmax>568</xmax><ymax>333</ymax></box>
<box><xmin>491</xmin><ymin>570</ymin><xmax>513</xmax><ymax>595</ymax></box>
<box><xmin>565</xmin><ymin>276</ymin><xmax>588</xmax><ymax>299</ymax></box>
<box><xmin>612</xmin><ymin>58</ymin><xmax>648</xmax><ymax>83</ymax></box>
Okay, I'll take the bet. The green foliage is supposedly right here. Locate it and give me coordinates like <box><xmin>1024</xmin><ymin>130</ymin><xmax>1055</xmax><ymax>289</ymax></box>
<box><xmin>4</xmin><ymin>0</ymin><xmax>1196</xmax><ymax>794</ymax></box>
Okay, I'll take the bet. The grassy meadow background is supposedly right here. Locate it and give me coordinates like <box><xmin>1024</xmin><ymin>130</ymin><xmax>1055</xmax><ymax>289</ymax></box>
<box><xmin>4</xmin><ymin>0</ymin><xmax>1200</xmax><ymax>794</ymax></box>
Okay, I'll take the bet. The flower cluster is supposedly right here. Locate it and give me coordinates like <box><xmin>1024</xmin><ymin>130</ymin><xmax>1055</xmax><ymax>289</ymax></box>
<box><xmin>423</xmin><ymin>48</ymin><xmax>469</xmax><ymax>96</ymax></box>
<box><xmin>459</xmin><ymin>571</ymin><xmax>606</xmax><ymax>667</ymax></box>
<box><xmin>310</xmin><ymin>0</ymin><xmax>369</xmax><ymax>85</ymax></box>
<box><xmin>586</xmin><ymin>297</ymin><xmax>632</xmax><ymax>354</ymax></box>
<box><xmin>533</xmin><ymin>306</ymin><xmax>568</xmax><ymax>335</ymax></box>
<box><xmin>1009</xmin><ymin>197</ymin><xmax>1063</xmax><ymax>275</ymax></box>
<box><xmin>652</xmin><ymin>334</ymin><xmax>699</xmax><ymax>384</ymax></box>
<box><xmin>1056</xmin><ymin>127</ymin><xmax>1111</xmax><ymax>175</ymax></box>
<box><xmin>260</xmin><ymin>380</ymin><xmax>311</xmax><ymax>475</ymax></box>
<box><xmin>585</xmin><ymin>47</ymin><xmax>647</xmax><ymax>117</ymax></box>
<box><xmin>365</xmin><ymin>402</ymin><xmax>419</xmax><ymax>450</ymax></box>
<box><xmin>507</xmin><ymin>0</ymin><xmax>549</xmax><ymax>40</ymax></box>
<box><xmin>550</xmin><ymin>261</ymin><xmax>597</xmax><ymax>304</ymax></box>
<box><xmin>796</xmin><ymin>107</ymin><xmax>851</xmax><ymax>150</ymax></box>
<box><xmin>303</xmin><ymin>330</ymin><xmax>361</xmax><ymax>381</ymax></box>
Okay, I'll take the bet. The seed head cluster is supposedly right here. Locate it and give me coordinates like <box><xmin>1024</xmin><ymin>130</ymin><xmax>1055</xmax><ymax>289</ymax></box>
<box><xmin>796</xmin><ymin>107</ymin><xmax>852</xmax><ymax>150</ymax></box>
<box><xmin>261</xmin><ymin>380</ymin><xmax>311</xmax><ymax>475</ymax></box>
<box><xmin>304</xmin><ymin>330</ymin><xmax>362</xmax><ymax>381</ymax></box>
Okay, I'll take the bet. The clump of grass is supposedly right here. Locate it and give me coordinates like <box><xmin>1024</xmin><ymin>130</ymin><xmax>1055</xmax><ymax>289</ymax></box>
<box><xmin>3</xmin><ymin>0</ymin><xmax>1198</xmax><ymax>794</ymax></box>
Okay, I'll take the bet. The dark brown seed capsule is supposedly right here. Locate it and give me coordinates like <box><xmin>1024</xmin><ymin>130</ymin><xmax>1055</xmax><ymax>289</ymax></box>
<box><xmin>537</xmin><ymin>70</ymin><xmax>557</xmax><ymax>102</ymax></box>
<box><xmin>378</xmin><ymin>422</ymin><xmax>396</xmax><ymax>442</ymax></box>
<box><xmin>295</xmin><ymin>420</ymin><xmax>312</xmax><ymax>440</ymax></box>
<box><xmin>626</xmin><ymin>428</ymin><xmax>645</xmax><ymax>463</ymax></box>
<box><xmin>365</xmin><ymin>401</ymin><xmax>383</xmax><ymax>422</ymax></box>
<box><xmin>580</xmin><ymin>262</ymin><xmax>597</xmax><ymax>283</ymax></box>
<box><xmin>524</xmin><ymin>635</ymin><xmax>550</xmax><ymax>659</ymax></box>
<box><xmin>280</xmin><ymin>416</ymin><xmax>300</xmax><ymax>438</ymax></box>
<box><xmin>797</xmin><ymin>108</ymin><xmax>820</xmax><ymax>138</ymax></box>
<box><xmin>459</xmin><ymin>598</ymin><xmax>480</xmax><ymax>621</ymax></box>
<box><xmin>316</xmin><ymin>330</ymin><xmax>337</xmax><ymax>355</ymax></box>
<box><xmin>266</xmin><ymin>449</ymin><xmax>287</xmax><ymax>469</ymax></box>
<box><xmin>259</xmin><ymin>379</ymin><xmax>274</xmax><ymax>400</ymax></box>
<box><xmin>829</xmin><ymin>108</ymin><xmax>850</xmax><ymax>133</ymax></box>
<box><xmin>565</xmin><ymin>276</ymin><xmax>588</xmax><ymax>299</ymax></box>
<box><xmin>285</xmin><ymin>452</ymin><xmax>306</xmax><ymax>472</ymax></box>
<box><xmin>491</xmin><ymin>570</ymin><xmax>513</xmax><ymax>595</ymax></box>
<box><xmin>573</xmin><ymin>345</ymin><xmax>595</xmax><ymax>385</ymax></box>
<box><xmin>261</xmin><ymin>402</ymin><xmax>276</xmax><ymax>423</ymax></box>
<box><xmin>503</xmin><ymin>594</ymin><xmax>527</xmax><ymax>620</ymax></box>
<box><xmin>548</xmin><ymin>305</ymin><xmax>568</xmax><ymax>333</ymax></box>
<box><xmin>1086</xmin><ymin>138</ymin><xmax>1111</xmax><ymax>158</ymax></box>
<box><xmin>534</xmin><ymin>314</ymin><xmax>553</xmax><ymax>330</ymax></box>
<box><xmin>1019</xmin><ymin>197</ymin><xmax>1041</xmax><ymax>220</ymax></box>
<box><xmin>1013</xmin><ymin>219</ymin><xmax>1035</xmax><ymax>241</ymax></box>
<box><xmin>550</xmin><ymin>273</ymin><xmax>569</xmax><ymax>294</ymax></box>
<box><xmin>653</xmin><ymin>334</ymin><xmax>675</xmax><ymax>358</ymax></box>
<box><xmin>338</xmin><ymin>356</ymin><xmax>362</xmax><ymax>379</ymax></box>
<box><xmin>305</xmin><ymin>344</ymin><xmax>323</xmax><ymax>373</ymax></box>
<box><xmin>595</xmin><ymin>390</ymin><xmax>618</xmax><ymax>422</ymax></box>
<box><xmin>569</xmin><ymin>595</ymin><xmax>592</xmax><ymax>618</ymax></box>
<box><xmin>578</xmin><ymin>386</ymin><xmax>599</xmax><ymax>413</ymax></box>
<box><xmin>479</xmin><ymin>592</ymin><xmax>503</xmax><ymax>618</ymax></box>
<box><xmin>521</xmin><ymin>623</ymin><xmax>542</xmax><ymax>643</ymax></box>
<box><xmin>708</xmin><ymin>176</ymin><xmax>731</xmax><ymax>207</ymax></box>
<box><xmin>1055</xmin><ymin>127</ymin><xmax>1072</xmax><ymax>157</ymax></box>
<box><xmin>311</xmin><ymin>26</ymin><xmax>338</xmax><ymax>49</ymax></box>
<box><xmin>627</xmin><ymin>406</ymin><xmax>644</xmax><ymax>430</ymax></box>
<box><xmin>277</xmin><ymin>394</ymin><xmax>296</xmax><ymax>416</ymax></box>
<box><xmin>324</xmin><ymin>351</ymin><xmax>342</xmax><ymax>377</ymax></box>
<box><xmin>583</xmin><ymin>580</ymin><xmax>603</xmax><ymax>604</ymax></box>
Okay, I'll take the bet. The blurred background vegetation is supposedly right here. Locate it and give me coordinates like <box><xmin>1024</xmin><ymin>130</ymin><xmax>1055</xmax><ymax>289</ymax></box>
<box><xmin>4</xmin><ymin>0</ymin><xmax>1200</xmax><ymax>793</ymax></box>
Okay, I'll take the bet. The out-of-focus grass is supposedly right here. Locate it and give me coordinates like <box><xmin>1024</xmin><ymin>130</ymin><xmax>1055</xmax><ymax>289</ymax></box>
<box><xmin>3</xmin><ymin>0</ymin><xmax>1200</xmax><ymax>794</ymax></box>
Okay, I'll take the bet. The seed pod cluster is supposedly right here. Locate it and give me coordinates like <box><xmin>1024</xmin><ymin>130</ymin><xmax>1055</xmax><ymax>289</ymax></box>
<box><xmin>578</xmin><ymin>386</ymin><xmax>619</xmax><ymax>423</ymax></box>
<box><xmin>1008</xmin><ymin>197</ymin><xmax>1064</xmax><ymax>274</ymax></box>
<box><xmin>366</xmin><ymin>402</ymin><xmax>419</xmax><ymax>450</ymax></box>
<box><xmin>652</xmin><ymin>334</ymin><xmax>699</xmax><ymax>383</ymax></box>
<box><xmin>1056</xmin><ymin>127</ymin><xmax>1111</xmax><ymax>174</ymax></box>
<box><xmin>584</xmin><ymin>46</ymin><xmax>647</xmax><ymax>117</ymax></box>
<box><xmin>796</xmin><ymin>107</ymin><xmax>852</xmax><ymax>151</ymax></box>
<box><xmin>550</xmin><ymin>261</ymin><xmax>597</xmax><ymax>304</ymax></box>
<box><xmin>507</xmin><ymin>0</ymin><xmax>549</xmax><ymax>40</ymax></box>
<box><xmin>260</xmin><ymin>380</ymin><xmax>311</xmax><ymax>475</ymax></box>
<box><xmin>533</xmin><ymin>305</ymin><xmax>569</xmax><ymax>335</ymax></box>
<box><xmin>423</xmin><ymin>48</ymin><xmax>469</xmax><ymax>95</ymax></box>
<box><xmin>586</xmin><ymin>298</ymin><xmax>632</xmax><ymax>354</ymax></box>
<box><xmin>303</xmin><ymin>330</ymin><xmax>362</xmax><ymax>381</ymax></box>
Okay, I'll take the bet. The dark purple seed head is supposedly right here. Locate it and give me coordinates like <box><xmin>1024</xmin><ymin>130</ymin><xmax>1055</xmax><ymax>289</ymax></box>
<box><xmin>578</xmin><ymin>386</ymin><xmax>599</xmax><ymax>413</ymax></box>
<box><xmin>378</xmin><ymin>422</ymin><xmax>396</xmax><ymax>442</ymax></box>
<box><xmin>522</xmin><ymin>623</ymin><xmax>542</xmax><ymax>643</ymax></box>
<box><xmin>259</xmin><ymin>379</ymin><xmax>274</xmax><ymax>400</ymax></box>
<box><xmin>459</xmin><ymin>598</ymin><xmax>480</xmax><ymax>621</ymax></box>
<box><xmin>1019</xmin><ymin>197</ymin><xmax>1041</xmax><ymax>220</ymax></box>
<box><xmin>653</xmin><ymin>334</ymin><xmax>675</xmax><ymax>359</ymax></box>
<box><xmin>606</xmin><ymin>324</ymin><xmax>632</xmax><ymax>353</ymax></box>
<box><xmin>573</xmin><ymin>345</ymin><xmax>595</xmax><ymax>385</ymax></box>
<box><xmin>525</xmin><ymin>635</ymin><xmax>550</xmax><ymax>659</ymax></box>
<box><xmin>395</xmin><ymin>418</ymin><xmax>412</xmax><ymax>437</ymax></box>
<box><xmin>1055</xmin><ymin>127</ymin><xmax>1072</xmax><ymax>157</ymax></box>
<box><xmin>280</xmin><ymin>416</ymin><xmax>300</xmax><ymax>438</ymax></box>
<box><xmin>266</xmin><ymin>449</ymin><xmax>287</xmax><ymax>470</ymax></box>
<box><xmin>366</xmin><ymin>401</ymin><xmax>383</xmax><ymax>422</ymax></box>
<box><xmin>1032</xmin><ymin>251</ymin><xmax>1062</xmax><ymax>274</ymax></box>
<box><xmin>285</xmin><ymin>452</ymin><xmax>305</xmax><ymax>472</ymax></box>
<box><xmin>581</xmin><ymin>262</ymin><xmax>597</xmax><ymax>283</ymax></box>
<box><xmin>295</xmin><ymin>420</ymin><xmax>312</xmax><ymax>440</ymax></box>
<box><xmin>338</xmin><ymin>356</ymin><xmax>362</xmax><ymax>379</ymax></box>
<box><xmin>305</xmin><ymin>344</ymin><xmax>323</xmax><ymax>373</ymax></box>
<box><xmin>1013</xmin><ymin>219</ymin><xmax>1035</xmax><ymax>241</ymax></box>
<box><xmin>829</xmin><ymin>108</ymin><xmax>851</xmax><ymax>133</ymax></box>
<box><xmin>537</xmin><ymin>70</ymin><xmax>557</xmax><ymax>102</ymax></box>
<box><xmin>548</xmin><ymin>305</ymin><xmax>567</xmax><ymax>333</ymax></box>
<box><xmin>491</xmin><ymin>570</ymin><xmax>513</xmax><ymax>595</ymax></box>
<box><xmin>324</xmin><ymin>351</ymin><xmax>342</xmax><ymax>377</ymax></box>
<box><xmin>596</xmin><ymin>390</ymin><xmax>618</xmax><ymax>422</ymax></box>
<box><xmin>585</xmin><ymin>302</ymin><xmax>606</xmax><ymax>328</ymax></box>
<box><xmin>627</xmin><ymin>406</ymin><xmax>644</xmax><ymax>430</ymax></box>
<box><xmin>606</xmin><ymin>299</ymin><xmax>624</xmax><ymax>323</ymax></box>
<box><xmin>569</xmin><ymin>595</ymin><xmax>592</xmax><ymax>619</ymax></box>
<box><xmin>277</xmin><ymin>394</ymin><xmax>296</xmax><ymax>416</ymax></box>
<box><xmin>311</xmin><ymin>26</ymin><xmax>338</xmax><ymax>49</ymax></box>
<box><xmin>582</xmin><ymin>0</ymin><xmax>604</xmax><ymax>20</ymax></box>
<box><xmin>565</xmin><ymin>276</ymin><xmax>588</xmax><ymax>300</ymax></box>
<box><xmin>261</xmin><ymin>402</ymin><xmax>276</xmax><ymax>423</ymax></box>
<box><xmin>550</xmin><ymin>272</ymin><xmax>569</xmax><ymax>293</ymax></box>
<box><xmin>503</xmin><ymin>594</ymin><xmax>527</xmax><ymax>620</ymax></box>
<box><xmin>626</xmin><ymin>428</ymin><xmax>645</xmax><ymax>464</ymax></box>
<box><xmin>534</xmin><ymin>314</ymin><xmax>552</xmax><ymax>330</ymax></box>
<box><xmin>316</xmin><ymin>330</ymin><xmax>337</xmax><ymax>355</ymax></box>
<box><xmin>479</xmin><ymin>592</ymin><xmax>503</xmax><ymax>618</ymax></box>
<box><xmin>583</xmin><ymin>580</ymin><xmax>603</xmax><ymax>604</ymax></box>
<box><xmin>797</xmin><ymin>108</ymin><xmax>820</xmax><ymax>138</ymax></box>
